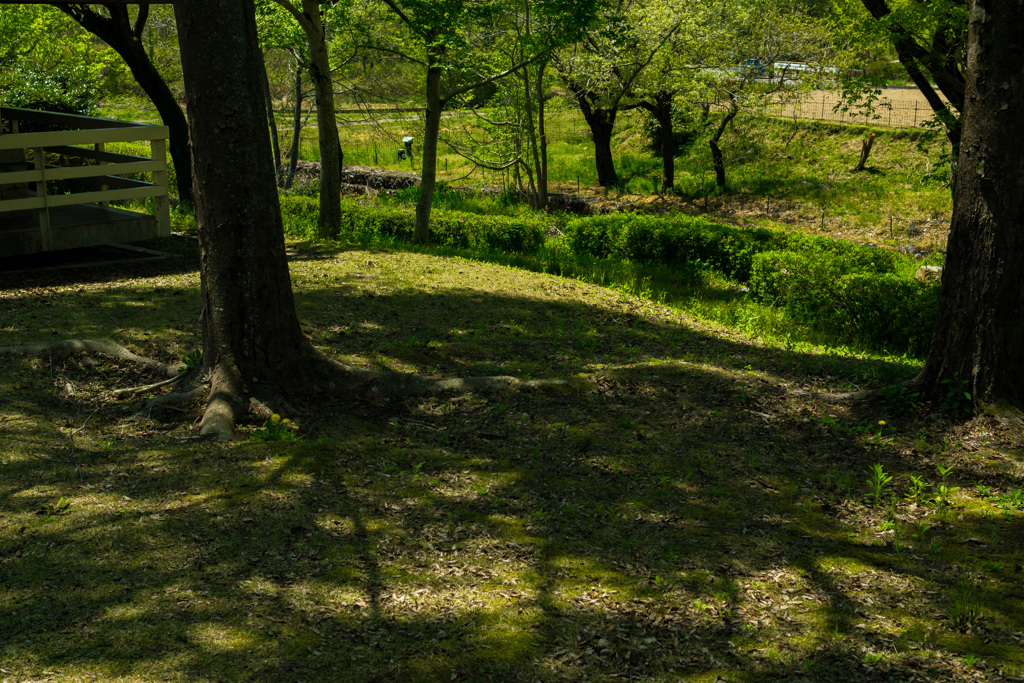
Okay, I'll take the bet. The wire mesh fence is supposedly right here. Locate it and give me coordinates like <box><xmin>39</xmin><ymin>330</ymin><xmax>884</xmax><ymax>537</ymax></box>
<box><xmin>767</xmin><ymin>89</ymin><xmax>947</xmax><ymax>128</ymax></box>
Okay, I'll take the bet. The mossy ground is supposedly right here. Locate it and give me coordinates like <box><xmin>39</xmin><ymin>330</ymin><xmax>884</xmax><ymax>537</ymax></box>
<box><xmin>1</xmin><ymin>238</ymin><xmax>1021</xmax><ymax>682</ymax></box>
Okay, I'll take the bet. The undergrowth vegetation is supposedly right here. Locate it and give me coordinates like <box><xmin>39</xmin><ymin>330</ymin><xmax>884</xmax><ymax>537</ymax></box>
<box><xmin>277</xmin><ymin>194</ymin><xmax>941</xmax><ymax>359</ymax></box>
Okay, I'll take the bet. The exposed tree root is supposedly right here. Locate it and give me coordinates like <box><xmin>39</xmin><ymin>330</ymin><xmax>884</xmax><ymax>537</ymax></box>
<box><xmin>196</xmin><ymin>353</ymin><xmax>572</xmax><ymax>441</ymax></box>
<box><xmin>6</xmin><ymin>338</ymin><xmax>572</xmax><ymax>442</ymax></box>
<box><xmin>0</xmin><ymin>339</ymin><xmax>183</xmax><ymax>377</ymax></box>
<box><xmin>131</xmin><ymin>383</ymin><xmax>208</xmax><ymax>421</ymax></box>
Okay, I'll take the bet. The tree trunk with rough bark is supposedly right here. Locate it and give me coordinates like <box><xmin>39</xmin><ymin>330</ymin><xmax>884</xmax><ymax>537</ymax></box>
<box><xmin>57</xmin><ymin>4</ymin><xmax>194</xmax><ymax>207</ymax></box>
<box><xmin>174</xmin><ymin>0</ymin><xmax>322</xmax><ymax>438</ymax></box>
<box><xmin>915</xmin><ymin>0</ymin><xmax>1024</xmax><ymax>409</ymax></box>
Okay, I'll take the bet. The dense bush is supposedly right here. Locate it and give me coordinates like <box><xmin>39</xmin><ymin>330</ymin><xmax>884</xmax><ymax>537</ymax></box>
<box><xmin>749</xmin><ymin>250</ymin><xmax>938</xmax><ymax>355</ymax></box>
<box><xmin>0</xmin><ymin>64</ymin><xmax>101</xmax><ymax>118</ymax></box>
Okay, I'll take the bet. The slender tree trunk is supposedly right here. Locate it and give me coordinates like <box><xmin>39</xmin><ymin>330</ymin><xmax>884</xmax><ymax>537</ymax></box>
<box><xmin>915</xmin><ymin>0</ymin><xmax>1024</xmax><ymax>408</ymax></box>
<box><xmin>56</xmin><ymin>5</ymin><xmax>194</xmax><ymax>207</ymax></box>
<box><xmin>709</xmin><ymin>96</ymin><xmax>738</xmax><ymax>188</ymax></box>
<box><xmin>174</xmin><ymin>0</ymin><xmax>315</xmax><ymax>438</ymax></box>
<box><xmin>535</xmin><ymin>60</ymin><xmax>549</xmax><ymax>208</ymax></box>
<box><xmin>522</xmin><ymin>64</ymin><xmax>543</xmax><ymax>209</ymax></box>
<box><xmin>300</xmin><ymin>0</ymin><xmax>342</xmax><ymax>237</ymax></box>
<box><xmin>285</xmin><ymin>62</ymin><xmax>303</xmax><ymax>190</ymax></box>
<box><xmin>641</xmin><ymin>91</ymin><xmax>675</xmax><ymax>192</ymax></box>
<box><xmin>260</xmin><ymin>51</ymin><xmax>283</xmax><ymax>184</ymax></box>
<box><xmin>414</xmin><ymin>50</ymin><xmax>444</xmax><ymax>244</ymax></box>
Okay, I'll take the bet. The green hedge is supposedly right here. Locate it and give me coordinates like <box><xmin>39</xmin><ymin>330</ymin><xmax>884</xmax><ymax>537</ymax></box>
<box><xmin>564</xmin><ymin>213</ymin><xmax>781</xmax><ymax>280</ymax></box>
<box><xmin>564</xmin><ymin>212</ymin><xmax>901</xmax><ymax>282</ymax></box>
<box><xmin>279</xmin><ymin>196</ymin><xmax>548</xmax><ymax>253</ymax></box>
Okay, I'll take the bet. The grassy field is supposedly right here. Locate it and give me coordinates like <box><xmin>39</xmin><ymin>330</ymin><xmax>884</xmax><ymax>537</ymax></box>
<box><xmin>99</xmin><ymin>92</ymin><xmax>953</xmax><ymax>248</ymax></box>
<box><xmin>2</xmin><ymin>238</ymin><xmax>1022</xmax><ymax>682</ymax></box>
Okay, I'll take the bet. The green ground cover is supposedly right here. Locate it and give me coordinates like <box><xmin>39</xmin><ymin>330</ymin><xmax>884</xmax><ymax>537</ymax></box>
<box><xmin>2</xmin><ymin>239</ymin><xmax>1022</xmax><ymax>682</ymax></box>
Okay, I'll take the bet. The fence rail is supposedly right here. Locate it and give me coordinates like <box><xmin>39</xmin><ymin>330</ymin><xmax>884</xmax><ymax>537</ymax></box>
<box><xmin>0</xmin><ymin>107</ymin><xmax>170</xmax><ymax>255</ymax></box>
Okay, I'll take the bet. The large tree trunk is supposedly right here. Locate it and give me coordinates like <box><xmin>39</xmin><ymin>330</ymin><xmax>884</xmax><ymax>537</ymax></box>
<box><xmin>916</xmin><ymin>0</ymin><xmax>1024</xmax><ymax>408</ymax></box>
<box><xmin>174</xmin><ymin>0</ymin><xmax>319</xmax><ymax>438</ymax></box>
<box><xmin>414</xmin><ymin>51</ymin><xmax>444</xmax><ymax>244</ymax></box>
<box><xmin>57</xmin><ymin>4</ymin><xmax>194</xmax><ymax>207</ymax></box>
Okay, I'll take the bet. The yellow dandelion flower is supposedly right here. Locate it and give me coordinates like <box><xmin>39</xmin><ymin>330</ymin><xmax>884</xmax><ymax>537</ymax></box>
<box><xmin>878</xmin><ymin>420</ymin><xmax>886</xmax><ymax>426</ymax></box>
<box><xmin>282</xmin><ymin>418</ymin><xmax>291</xmax><ymax>424</ymax></box>
<box><xmin>271</xmin><ymin>414</ymin><xmax>281</xmax><ymax>423</ymax></box>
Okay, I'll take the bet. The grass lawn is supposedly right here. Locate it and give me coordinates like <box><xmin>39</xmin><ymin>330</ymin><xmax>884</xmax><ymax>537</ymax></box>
<box><xmin>1</xmin><ymin>236</ymin><xmax>1022</xmax><ymax>682</ymax></box>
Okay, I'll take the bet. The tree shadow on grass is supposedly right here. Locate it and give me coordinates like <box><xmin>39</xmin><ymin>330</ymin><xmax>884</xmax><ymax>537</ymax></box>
<box><xmin>2</xmin><ymin>248</ymin><xmax>1021</xmax><ymax>680</ymax></box>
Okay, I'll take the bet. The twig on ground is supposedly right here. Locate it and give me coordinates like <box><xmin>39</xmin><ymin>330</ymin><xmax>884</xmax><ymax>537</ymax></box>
<box><xmin>112</xmin><ymin>373</ymin><xmax>188</xmax><ymax>396</ymax></box>
<box><xmin>64</xmin><ymin>407</ymin><xmax>101</xmax><ymax>482</ymax></box>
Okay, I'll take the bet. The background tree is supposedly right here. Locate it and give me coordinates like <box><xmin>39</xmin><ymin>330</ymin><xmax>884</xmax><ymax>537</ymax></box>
<box><xmin>623</xmin><ymin>0</ymin><xmax>705</xmax><ymax>192</ymax></box>
<box><xmin>913</xmin><ymin>0</ymin><xmax>1023</xmax><ymax>408</ymax></box>
<box><xmin>437</xmin><ymin>0</ymin><xmax>589</xmax><ymax>209</ymax></box>
<box><xmin>552</xmin><ymin>0</ymin><xmax>681</xmax><ymax>189</ymax></box>
<box><xmin>857</xmin><ymin>0</ymin><xmax>966</xmax><ymax>149</ymax></box>
<box><xmin>372</xmin><ymin>0</ymin><xmax>597</xmax><ymax>242</ymax></box>
<box><xmin>53</xmin><ymin>3</ymin><xmax>195</xmax><ymax>207</ymax></box>
<box><xmin>261</xmin><ymin>0</ymin><xmax>344</xmax><ymax>236</ymax></box>
<box><xmin>693</xmin><ymin>0</ymin><xmax>833</xmax><ymax>187</ymax></box>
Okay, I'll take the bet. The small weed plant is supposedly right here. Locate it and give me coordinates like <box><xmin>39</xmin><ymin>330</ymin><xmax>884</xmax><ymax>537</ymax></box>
<box><xmin>904</xmin><ymin>474</ymin><xmax>932</xmax><ymax>506</ymax></box>
<box><xmin>865</xmin><ymin>464</ymin><xmax>893</xmax><ymax>506</ymax></box>
<box><xmin>179</xmin><ymin>349</ymin><xmax>202</xmax><ymax>374</ymax></box>
<box><xmin>994</xmin><ymin>487</ymin><xmax>1024</xmax><ymax>510</ymax></box>
<box><xmin>37</xmin><ymin>496</ymin><xmax>72</xmax><ymax>516</ymax></box>
<box><xmin>935</xmin><ymin>465</ymin><xmax>960</xmax><ymax>507</ymax></box>
<box><xmin>252</xmin><ymin>414</ymin><xmax>300</xmax><ymax>442</ymax></box>
<box><xmin>944</xmin><ymin>579</ymin><xmax>983</xmax><ymax>632</ymax></box>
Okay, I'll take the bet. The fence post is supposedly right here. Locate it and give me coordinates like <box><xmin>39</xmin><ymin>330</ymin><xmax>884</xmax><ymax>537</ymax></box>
<box><xmin>914</xmin><ymin>101</ymin><xmax>918</xmax><ymax>126</ymax></box>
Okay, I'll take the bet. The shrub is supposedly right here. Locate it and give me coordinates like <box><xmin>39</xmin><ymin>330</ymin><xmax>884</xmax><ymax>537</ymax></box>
<box><xmin>565</xmin><ymin>213</ymin><xmax>782</xmax><ymax>280</ymax></box>
<box><xmin>834</xmin><ymin>272</ymin><xmax>938</xmax><ymax>355</ymax></box>
<box><xmin>749</xmin><ymin>250</ymin><xmax>938</xmax><ymax>355</ymax></box>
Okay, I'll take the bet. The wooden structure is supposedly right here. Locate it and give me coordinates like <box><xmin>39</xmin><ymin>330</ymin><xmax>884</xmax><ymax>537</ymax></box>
<box><xmin>0</xmin><ymin>106</ymin><xmax>171</xmax><ymax>258</ymax></box>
